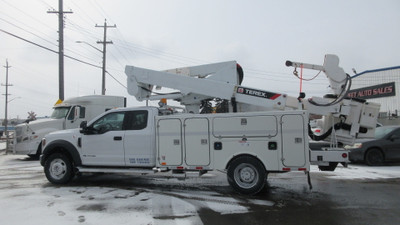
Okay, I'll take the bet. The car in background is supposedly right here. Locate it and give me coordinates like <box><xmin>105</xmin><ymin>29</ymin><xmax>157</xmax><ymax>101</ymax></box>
<box><xmin>346</xmin><ymin>125</ymin><xmax>400</xmax><ymax>166</ymax></box>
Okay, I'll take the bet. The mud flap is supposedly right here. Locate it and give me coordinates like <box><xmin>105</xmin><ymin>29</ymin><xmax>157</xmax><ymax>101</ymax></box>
<box><xmin>306</xmin><ymin>171</ymin><xmax>313</xmax><ymax>190</ymax></box>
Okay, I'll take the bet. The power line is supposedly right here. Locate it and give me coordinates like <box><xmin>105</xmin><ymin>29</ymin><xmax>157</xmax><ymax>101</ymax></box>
<box><xmin>90</xmin><ymin>0</ymin><xmax>115</xmax><ymax>24</ymax></box>
<box><xmin>0</xmin><ymin>14</ymin><xmax>98</xmax><ymax>65</ymax></box>
<box><xmin>0</xmin><ymin>28</ymin><xmax>102</xmax><ymax>68</ymax></box>
<box><xmin>65</xmin><ymin>18</ymin><xmax>102</xmax><ymax>40</ymax></box>
<box><xmin>106</xmin><ymin>71</ymin><xmax>126</xmax><ymax>88</ymax></box>
<box><xmin>1</xmin><ymin>0</ymin><xmax>57</xmax><ymax>33</ymax></box>
<box><xmin>0</xmin><ymin>28</ymin><xmax>131</xmax><ymax>91</ymax></box>
<box><xmin>69</xmin><ymin>0</ymin><xmax>98</xmax><ymax>25</ymax></box>
<box><xmin>0</xmin><ymin>16</ymin><xmax>58</xmax><ymax>48</ymax></box>
<box><xmin>38</xmin><ymin>0</ymin><xmax>55</xmax><ymax>11</ymax></box>
<box><xmin>113</xmin><ymin>29</ymin><xmax>136</xmax><ymax>64</ymax></box>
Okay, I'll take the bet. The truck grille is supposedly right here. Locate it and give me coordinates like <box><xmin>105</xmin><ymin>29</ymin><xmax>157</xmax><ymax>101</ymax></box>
<box><xmin>15</xmin><ymin>127</ymin><xmax>22</xmax><ymax>136</ymax></box>
<box><xmin>15</xmin><ymin>127</ymin><xmax>23</xmax><ymax>143</ymax></box>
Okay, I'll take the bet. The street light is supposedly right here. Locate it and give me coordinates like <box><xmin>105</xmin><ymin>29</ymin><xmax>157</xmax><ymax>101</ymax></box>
<box><xmin>76</xmin><ymin>41</ymin><xmax>106</xmax><ymax>95</ymax></box>
<box><xmin>8</xmin><ymin>96</ymin><xmax>21</xmax><ymax>103</ymax></box>
<box><xmin>76</xmin><ymin>41</ymin><xmax>103</xmax><ymax>53</ymax></box>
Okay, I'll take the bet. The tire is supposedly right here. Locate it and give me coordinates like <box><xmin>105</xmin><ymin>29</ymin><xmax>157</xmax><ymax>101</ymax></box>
<box><xmin>227</xmin><ymin>156</ymin><xmax>267</xmax><ymax>195</ymax></box>
<box><xmin>44</xmin><ymin>153</ymin><xmax>74</xmax><ymax>184</ymax></box>
<box><xmin>318</xmin><ymin>162</ymin><xmax>338</xmax><ymax>171</ymax></box>
<box><xmin>365</xmin><ymin>148</ymin><xmax>384</xmax><ymax>166</ymax></box>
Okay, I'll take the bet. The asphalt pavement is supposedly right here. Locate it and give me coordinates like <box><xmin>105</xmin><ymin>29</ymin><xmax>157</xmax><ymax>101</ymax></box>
<box><xmin>0</xmin><ymin>153</ymin><xmax>399</xmax><ymax>225</ymax></box>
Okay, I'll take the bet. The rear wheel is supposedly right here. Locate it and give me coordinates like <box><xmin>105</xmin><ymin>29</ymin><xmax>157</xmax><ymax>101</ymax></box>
<box><xmin>318</xmin><ymin>162</ymin><xmax>338</xmax><ymax>171</ymax></box>
<box><xmin>227</xmin><ymin>156</ymin><xmax>267</xmax><ymax>195</ymax></box>
<box><xmin>365</xmin><ymin>148</ymin><xmax>384</xmax><ymax>166</ymax></box>
<box><xmin>44</xmin><ymin>153</ymin><xmax>74</xmax><ymax>184</ymax></box>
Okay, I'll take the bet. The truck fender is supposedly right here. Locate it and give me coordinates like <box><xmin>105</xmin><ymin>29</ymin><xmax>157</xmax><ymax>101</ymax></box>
<box><xmin>40</xmin><ymin>140</ymin><xmax>82</xmax><ymax>167</ymax></box>
<box><xmin>225</xmin><ymin>153</ymin><xmax>266</xmax><ymax>171</ymax></box>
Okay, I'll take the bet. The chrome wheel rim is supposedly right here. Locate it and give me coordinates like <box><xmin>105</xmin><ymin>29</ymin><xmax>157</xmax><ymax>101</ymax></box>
<box><xmin>49</xmin><ymin>158</ymin><xmax>67</xmax><ymax>180</ymax></box>
<box><xmin>233</xmin><ymin>163</ymin><xmax>259</xmax><ymax>189</ymax></box>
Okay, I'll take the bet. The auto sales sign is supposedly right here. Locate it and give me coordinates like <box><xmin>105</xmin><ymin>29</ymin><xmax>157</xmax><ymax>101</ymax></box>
<box><xmin>347</xmin><ymin>82</ymin><xmax>396</xmax><ymax>99</ymax></box>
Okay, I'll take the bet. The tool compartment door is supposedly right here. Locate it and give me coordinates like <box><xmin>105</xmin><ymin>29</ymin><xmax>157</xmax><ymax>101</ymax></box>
<box><xmin>157</xmin><ymin>118</ymin><xmax>182</xmax><ymax>166</ymax></box>
<box><xmin>184</xmin><ymin>118</ymin><xmax>210</xmax><ymax>166</ymax></box>
<box><xmin>281</xmin><ymin>114</ymin><xmax>307</xmax><ymax>167</ymax></box>
<box><xmin>213</xmin><ymin>115</ymin><xmax>277</xmax><ymax>138</ymax></box>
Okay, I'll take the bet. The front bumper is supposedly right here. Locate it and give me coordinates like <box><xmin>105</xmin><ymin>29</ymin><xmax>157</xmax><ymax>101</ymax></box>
<box><xmin>348</xmin><ymin>149</ymin><xmax>365</xmax><ymax>162</ymax></box>
<box><xmin>13</xmin><ymin>142</ymin><xmax>37</xmax><ymax>155</ymax></box>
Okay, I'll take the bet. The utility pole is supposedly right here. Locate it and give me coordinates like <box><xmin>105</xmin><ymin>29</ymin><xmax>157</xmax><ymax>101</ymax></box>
<box><xmin>2</xmin><ymin>60</ymin><xmax>12</xmax><ymax>152</ymax></box>
<box><xmin>96</xmin><ymin>19</ymin><xmax>116</xmax><ymax>95</ymax></box>
<box><xmin>48</xmin><ymin>0</ymin><xmax>72</xmax><ymax>101</ymax></box>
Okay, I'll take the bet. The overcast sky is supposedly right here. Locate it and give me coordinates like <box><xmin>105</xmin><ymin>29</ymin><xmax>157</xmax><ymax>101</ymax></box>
<box><xmin>1</xmin><ymin>0</ymin><xmax>399</xmax><ymax>119</ymax></box>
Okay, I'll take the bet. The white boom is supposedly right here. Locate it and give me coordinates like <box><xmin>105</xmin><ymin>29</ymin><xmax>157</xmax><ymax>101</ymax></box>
<box><xmin>285</xmin><ymin>54</ymin><xmax>347</xmax><ymax>96</ymax></box>
<box><xmin>125</xmin><ymin>54</ymin><xmax>380</xmax><ymax>145</ymax></box>
<box><xmin>126</xmin><ymin>61</ymin><xmax>292</xmax><ymax>113</ymax></box>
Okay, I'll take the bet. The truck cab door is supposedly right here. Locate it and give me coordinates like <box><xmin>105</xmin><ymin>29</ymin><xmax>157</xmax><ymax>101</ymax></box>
<box><xmin>123</xmin><ymin>110</ymin><xmax>155</xmax><ymax>167</ymax></box>
<box><xmin>66</xmin><ymin>106</ymin><xmax>85</xmax><ymax>129</ymax></box>
<box><xmin>80</xmin><ymin>111</ymin><xmax>126</xmax><ymax>166</ymax></box>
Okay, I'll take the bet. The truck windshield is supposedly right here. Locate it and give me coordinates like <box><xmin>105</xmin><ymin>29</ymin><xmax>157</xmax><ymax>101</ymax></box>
<box><xmin>51</xmin><ymin>107</ymin><xmax>71</xmax><ymax>119</ymax></box>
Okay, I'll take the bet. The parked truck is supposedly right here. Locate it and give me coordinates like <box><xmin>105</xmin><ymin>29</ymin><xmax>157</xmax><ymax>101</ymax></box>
<box><xmin>40</xmin><ymin>55</ymin><xmax>380</xmax><ymax>194</ymax></box>
<box><xmin>13</xmin><ymin>95</ymin><xmax>126</xmax><ymax>158</ymax></box>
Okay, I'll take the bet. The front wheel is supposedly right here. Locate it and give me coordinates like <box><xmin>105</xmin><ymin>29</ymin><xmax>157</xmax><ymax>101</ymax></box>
<box><xmin>365</xmin><ymin>148</ymin><xmax>384</xmax><ymax>166</ymax></box>
<box><xmin>44</xmin><ymin>153</ymin><xmax>74</xmax><ymax>184</ymax></box>
<box><xmin>227</xmin><ymin>156</ymin><xmax>267</xmax><ymax>195</ymax></box>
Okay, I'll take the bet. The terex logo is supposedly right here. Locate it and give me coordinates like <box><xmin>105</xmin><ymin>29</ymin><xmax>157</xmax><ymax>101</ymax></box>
<box><xmin>245</xmin><ymin>89</ymin><xmax>266</xmax><ymax>97</ymax></box>
<box><xmin>237</xmin><ymin>87</ymin><xmax>281</xmax><ymax>100</ymax></box>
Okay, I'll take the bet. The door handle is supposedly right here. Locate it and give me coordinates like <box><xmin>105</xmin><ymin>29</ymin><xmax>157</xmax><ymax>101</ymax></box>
<box><xmin>114</xmin><ymin>136</ymin><xmax>122</xmax><ymax>141</ymax></box>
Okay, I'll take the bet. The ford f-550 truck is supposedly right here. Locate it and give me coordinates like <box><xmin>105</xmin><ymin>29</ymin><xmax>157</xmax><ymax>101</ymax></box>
<box><xmin>40</xmin><ymin>55</ymin><xmax>380</xmax><ymax>194</ymax></box>
<box><xmin>41</xmin><ymin>106</ymin><xmax>324</xmax><ymax>194</ymax></box>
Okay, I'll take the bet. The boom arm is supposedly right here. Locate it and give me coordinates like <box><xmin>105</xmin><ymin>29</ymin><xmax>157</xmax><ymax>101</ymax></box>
<box><xmin>125</xmin><ymin>54</ymin><xmax>380</xmax><ymax>145</ymax></box>
<box><xmin>125</xmin><ymin>61</ymin><xmax>291</xmax><ymax>113</ymax></box>
<box><xmin>286</xmin><ymin>54</ymin><xmax>348</xmax><ymax>96</ymax></box>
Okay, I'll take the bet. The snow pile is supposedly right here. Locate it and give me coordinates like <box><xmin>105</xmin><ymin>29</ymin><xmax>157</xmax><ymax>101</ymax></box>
<box><xmin>311</xmin><ymin>164</ymin><xmax>400</xmax><ymax>180</ymax></box>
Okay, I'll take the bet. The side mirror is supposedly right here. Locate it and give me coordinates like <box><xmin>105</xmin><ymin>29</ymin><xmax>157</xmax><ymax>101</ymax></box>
<box><xmin>73</xmin><ymin>106</ymin><xmax>81</xmax><ymax>122</ymax></box>
<box><xmin>79</xmin><ymin>121</ymin><xmax>87</xmax><ymax>134</ymax></box>
<box><xmin>390</xmin><ymin>134</ymin><xmax>400</xmax><ymax>141</ymax></box>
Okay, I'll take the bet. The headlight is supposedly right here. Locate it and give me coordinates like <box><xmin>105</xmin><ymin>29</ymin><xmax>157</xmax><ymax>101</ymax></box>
<box><xmin>30</xmin><ymin>135</ymin><xmax>39</xmax><ymax>140</ymax></box>
<box><xmin>42</xmin><ymin>138</ymin><xmax>46</xmax><ymax>148</ymax></box>
<box><xmin>345</xmin><ymin>143</ymin><xmax>362</xmax><ymax>149</ymax></box>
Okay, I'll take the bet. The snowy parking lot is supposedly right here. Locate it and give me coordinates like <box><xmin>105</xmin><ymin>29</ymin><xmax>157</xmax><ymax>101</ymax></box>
<box><xmin>1</xmin><ymin>148</ymin><xmax>400</xmax><ymax>225</ymax></box>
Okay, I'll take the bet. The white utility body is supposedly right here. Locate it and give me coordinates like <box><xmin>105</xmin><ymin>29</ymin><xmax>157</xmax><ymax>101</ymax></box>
<box><xmin>14</xmin><ymin>95</ymin><xmax>126</xmax><ymax>157</ymax></box>
<box><xmin>40</xmin><ymin>55</ymin><xmax>380</xmax><ymax>194</ymax></box>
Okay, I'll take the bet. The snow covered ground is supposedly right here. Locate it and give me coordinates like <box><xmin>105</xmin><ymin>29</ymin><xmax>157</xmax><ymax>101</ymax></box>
<box><xmin>0</xmin><ymin>184</ymin><xmax>265</xmax><ymax>225</ymax></box>
<box><xmin>311</xmin><ymin>163</ymin><xmax>400</xmax><ymax>180</ymax></box>
<box><xmin>1</xmin><ymin>145</ymin><xmax>399</xmax><ymax>225</ymax></box>
<box><xmin>0</xmin><ymin>154</ymin><xmax>274</xmax><ymax>225</ymax></box>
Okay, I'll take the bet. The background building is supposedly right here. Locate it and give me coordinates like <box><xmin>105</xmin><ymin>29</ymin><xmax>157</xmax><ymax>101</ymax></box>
<box><xmin>350</xmin><ymin>66</ymin><xmax>400</xmax><ymax>125</ymax></box>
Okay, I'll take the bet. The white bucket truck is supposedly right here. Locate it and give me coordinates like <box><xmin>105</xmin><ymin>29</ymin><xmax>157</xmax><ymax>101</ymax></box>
<box><xmin>13</xmin><ymin>95</ymin><xmax>126</xmax><ymax>158</ymax></box>
<box><xmin>40</xmin><ymin>55</ymin><xmax>380</xmax><ymax>194</ymax></box>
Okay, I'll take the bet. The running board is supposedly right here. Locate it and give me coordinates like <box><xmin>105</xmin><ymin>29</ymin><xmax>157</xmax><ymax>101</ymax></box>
<box><xmin>76</xmin><ymin>167</ymin><xmax>160</xmax><ymax>174</ymax></box>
